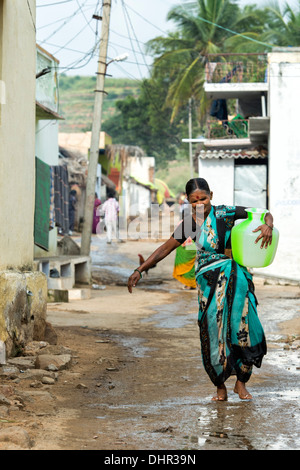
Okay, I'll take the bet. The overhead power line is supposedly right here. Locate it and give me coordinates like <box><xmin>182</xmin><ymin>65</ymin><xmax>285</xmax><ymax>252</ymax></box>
<box><xmin>121</xmin><ymin>0</ymin><xmax>151</xmax><ymax>78</ymax></box>
<box><xmin>75</xmin><ymin>0</ymin><xmax>95</xmax><ymax>34</ymax></box>
<box><xmin>39</xmin><ymin>41</ymin><xmax>89</xmax><ymax>55</ymax></box>
<box><xmin>37</xmin><ymin>0</ymin><xmax>74</xmax><ymax>7</ymax></box>
<box><xmin>125</xmin><ymin>3</ymin><xmax>167</xmax><ymax>35</ymax></box>
<box><xmin>196</xmin><ymin>14</ymin><xmax>274</xmax><ymax>48</ymax></box>
<box><xmin>57</xmin><ymin>44</ymin><xmax>99</xmax><ymax>72</ymax></box>
<box><xmin>52</xmin><ymin>19</ymin><xmax>94</xmax><ymax>55</ymax></box>
<box><xmin>39</xmin><ymin>0</ymin><xmax>90</xmax><ymax>45</ymax></box>
<box><xmin>37</xmin><ymin>1</ymin><xmax>104</xmax><ymax>76</ymax></box>
<box><xmin>37</xmin><ymin>5</ymin><xmax>94</xmax><ymax>30</ymax></box>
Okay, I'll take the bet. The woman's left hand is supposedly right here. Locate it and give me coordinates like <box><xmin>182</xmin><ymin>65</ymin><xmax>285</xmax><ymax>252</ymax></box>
<box><xmin>253</xmin><ymin>224</ymin><xmax>273</xmax><ymax>248</ymax></box>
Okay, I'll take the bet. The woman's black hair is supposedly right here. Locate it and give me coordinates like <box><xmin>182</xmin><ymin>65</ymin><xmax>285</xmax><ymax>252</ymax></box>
<box><xmin>185</xmin><ymin>178</ymin><xmax>210</xmax><ymax>197</ymax></box>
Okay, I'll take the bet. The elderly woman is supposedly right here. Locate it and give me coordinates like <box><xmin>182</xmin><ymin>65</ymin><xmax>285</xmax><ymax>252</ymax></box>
<box><xmin>128</xmin><ymin>178</ymin><xmax>274</xmax><ymax>401</ymax></box>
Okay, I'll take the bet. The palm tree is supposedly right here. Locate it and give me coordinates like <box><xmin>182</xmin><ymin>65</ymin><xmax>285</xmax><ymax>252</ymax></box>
<box><xmin>147</xmin><ymin>0</ymin><xmax>270</xmax><ymax>122</ymax></box>
<box><xmin>262</xmin><ymin>1</ymin><xmax>300</xmax><ymax>46</ymax></box>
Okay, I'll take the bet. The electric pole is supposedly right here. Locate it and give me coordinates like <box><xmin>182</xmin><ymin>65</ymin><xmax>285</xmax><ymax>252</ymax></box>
<box><xmin>81</xmin><ymin>0</ymin><xmax>112</xmax><ymax>256</ymax></box>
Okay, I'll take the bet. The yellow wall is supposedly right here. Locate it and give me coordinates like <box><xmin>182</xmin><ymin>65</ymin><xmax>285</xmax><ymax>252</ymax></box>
<box><xmin>0</xmin><ymin>0</ymin><xmax>36</xmax><ymax>269</ymax></box>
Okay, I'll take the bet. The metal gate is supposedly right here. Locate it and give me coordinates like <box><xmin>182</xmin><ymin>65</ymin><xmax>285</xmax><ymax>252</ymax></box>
<box><xmin>234</xmin><ymin>164</ymin><xmax>267</xmax><ymax>208</ymax></box>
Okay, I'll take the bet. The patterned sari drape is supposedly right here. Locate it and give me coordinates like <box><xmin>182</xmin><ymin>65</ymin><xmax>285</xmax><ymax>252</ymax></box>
<box><xmin>195</xmin><ymin>206</ymin><xmax>267</xmax><ymax>386</ymax></box>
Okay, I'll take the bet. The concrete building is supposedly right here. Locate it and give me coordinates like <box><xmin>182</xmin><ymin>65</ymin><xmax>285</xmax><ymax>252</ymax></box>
<box><xmin>58</xmin><ymin>131</ymin><xmax>113</xmax><ymax>207</ymax></box>
<box><xmin>267</xmin><ymin>49</ymin><xmax>300</xmax><ymax>282</ymax></box>
<box><xmin>35</xmin><ymin>44</ymin><xmax>62</xmax><ymax>257</ymax></box>
<box><xmin>34</xmin><ymin>49</ymin><xmax>91</xmax><ymax>292</ymax></box>
<box><xmin>123</xmin><ymin>153</ymin><xmax>156</xmax><ymax>219</ymax></box>
<box><xmin>0</xmin><ymin>1</ymin><xmax>49</xmax><ymax>359</ymax></box>
<box><xmin>0</xmin><ymin>0</ymin><xmax>36</xmax><ymax>269</ymax></box>
<box><xmin>199</xmin><ymin>48</ymin><xmax>300</xmax><ymax>281</ymax></box>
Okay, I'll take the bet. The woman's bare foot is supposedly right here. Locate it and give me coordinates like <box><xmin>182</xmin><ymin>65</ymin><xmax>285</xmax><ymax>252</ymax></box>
<box><xmin>212</xmin><ymin>383</ymin><xmax>228</xmax><ymax>401</ymax></box>
<box><xmin>234</xmin><ymin>380</ymin><xmax>253</xmax><ymax>400</ymax></box>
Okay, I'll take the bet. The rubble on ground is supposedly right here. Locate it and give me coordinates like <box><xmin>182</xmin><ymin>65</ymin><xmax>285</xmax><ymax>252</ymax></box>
<box><xmin>0</xmin><ymin>340</ymin><xmax>74</xmax><ymax>450</ymax></box>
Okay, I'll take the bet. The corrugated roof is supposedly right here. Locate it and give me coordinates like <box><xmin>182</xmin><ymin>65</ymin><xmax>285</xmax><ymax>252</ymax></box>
<box><xmin>198</xmin><ymin>149</ymin><xmax>267</xmax><ymax>159</ymax></box>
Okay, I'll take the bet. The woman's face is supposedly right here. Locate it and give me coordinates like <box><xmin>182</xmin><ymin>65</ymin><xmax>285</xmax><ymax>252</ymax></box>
<box><xmin>188</xmin><ymin>189</ymin><xmax>212</xmax><ymax>218</ymax></box>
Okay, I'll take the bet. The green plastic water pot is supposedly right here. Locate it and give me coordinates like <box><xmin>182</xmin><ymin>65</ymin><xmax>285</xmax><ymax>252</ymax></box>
<box><xmin>231</xmin><ymin>208</ymin><xmax>279</xmax><ymax>268</ymax></box>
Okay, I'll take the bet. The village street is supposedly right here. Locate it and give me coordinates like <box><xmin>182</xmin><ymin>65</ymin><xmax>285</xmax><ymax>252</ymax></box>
<box><xmin>2</xmin><ymin>1</ymin><xmax>300</xmax><ymax>456</ymax></box>
<box><xmin>1</xmin><ymin>235</ymin><xmax>299</xmax><ymax>451</ymax></box>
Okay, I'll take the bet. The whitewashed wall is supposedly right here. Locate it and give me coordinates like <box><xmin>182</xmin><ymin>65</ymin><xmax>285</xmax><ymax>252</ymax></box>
<box><xmin>126</xmin><ymin>156</ymin><xmax>155</xmax><ymax>182</ymax></box>
<box><xmin>260</xmin><ymin>50</ymin><xmax>300</xmax><ymax>281</ymax></box>
<box><xmin>198</xmin><ymin>158</ymin><xmax>234</xmax><ymax>206</ymax></box>
<box><xmin>0</xmin><ymin>0</ymin><xmax>36</xmax><ymax>269</ymax></box>
<box><xmin>128</xmin><ymin>183</ymin><xmax>151</xmax><ymax>217</ymax></box>
<box><xmin>35</xmin><ymin>120</ymin><xmax>59</xmax><ymax>166</ymax></box>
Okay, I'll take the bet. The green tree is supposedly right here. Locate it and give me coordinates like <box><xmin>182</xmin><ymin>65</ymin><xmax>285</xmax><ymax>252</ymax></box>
<box><xmin>147</xmin><ymin>0</ymin><xmax>240</xmax><ymax>121</ymax></box>
<box><xmin>103</xmin><ymin>0</ymin><xmax>300</xmax><ymax>167</ymax></box>
<box><xmin>147</xmin><ymin>0</ymin><xmax>272</xmax><ymax>122</ymax></box>
<box><xmin>224</xmin><ymin>4</ymin><xmax>273</xmax><ymax>52</ymax></box>
<box><xmin>102</xmin><ymin>78</ymin><xmax>191</xmax><ymax>167</ymax></box>
<box><xmin>262</xmin><ymin>1</ymin><xmax>300</xmax><ymax>46</ymax></box>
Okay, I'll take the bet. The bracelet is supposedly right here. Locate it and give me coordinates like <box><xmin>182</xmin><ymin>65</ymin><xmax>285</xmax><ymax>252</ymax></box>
<box><xmin>265</xmin><ymin>223</ymin><xmax>273</xmax><ymax>230</ymax></box>
<box><xmin>134</xmin><ymin>268</ymin><xmax>142</xmax><ymax>279</ymax></box>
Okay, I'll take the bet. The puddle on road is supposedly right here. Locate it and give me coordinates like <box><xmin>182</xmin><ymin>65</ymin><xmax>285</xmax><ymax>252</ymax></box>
<box><xmin>109</xmin><ymin>334</ymin><xmax>153</xmax><ymax>358</ymax></box>
<box><xmin>195</xmin><ymin>387</ymin><xmax>300</xmax><ymax>450</ymax></box>
<box><xmin>90</xmin><ymin>247</ymin><xmax>300</xmax><ymax>449</ymax></box>
<box><xmin>93</xmin><ymin>385</ymin><xmax>300</xmax><ymax>450</ymax></box>
<box><xmin>259</xmin><ymin>297</ymin><xmax>300</xmax><ymax>333</ymax></box>
<box><xmin>104</xmin><ymin>289</ymin><xmax>299</xmax><ymax>449</ymax></box>
<box><xmin>141</xmin><ymin>298</ymin><xmax>198</xmax><ymax>329</ymax></box>
<box><xmin>265</xmin><ymin>346</ymin><xmax>300</xmax><ymax>373</ymax></box>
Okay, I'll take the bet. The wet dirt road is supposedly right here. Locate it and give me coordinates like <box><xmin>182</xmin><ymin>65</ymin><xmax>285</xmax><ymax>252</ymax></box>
<box><xmin>44</xmin><ymin>237</ymin><xmax>300</xmax><ymax>451</ymax></box>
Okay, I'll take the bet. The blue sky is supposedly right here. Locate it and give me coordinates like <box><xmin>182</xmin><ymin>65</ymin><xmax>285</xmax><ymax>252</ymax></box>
<box><xmin>36</xmin><ymin>0</ymin><xmax>298</xmax><ymax>79</ymax></box>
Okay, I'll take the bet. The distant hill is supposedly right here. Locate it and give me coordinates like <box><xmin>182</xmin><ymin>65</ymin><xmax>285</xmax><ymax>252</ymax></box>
<box><xmin>58</xmin><ymin>75</ymin><xmax>140</xmax><ymax>133</ymax></box>
<box><xmin>57</xmin><ymin>75</ymin><xmax>191</xmax><ymax>195</ymax></box>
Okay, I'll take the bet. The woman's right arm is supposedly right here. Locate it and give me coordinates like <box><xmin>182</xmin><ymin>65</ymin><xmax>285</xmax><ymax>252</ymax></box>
<box><xmin>127</xmin><ymin>237</ymin><xmax>181</xmax><ymax>293</ymax></box>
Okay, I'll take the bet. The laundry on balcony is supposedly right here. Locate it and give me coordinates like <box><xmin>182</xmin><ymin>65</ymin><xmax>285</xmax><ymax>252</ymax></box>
<box><xmin>227</xmin><ymin>114</ymin><xmax>248</xmax><ymax>138</ymax></box>
<box><xmin>210</xmin><ymin>98</ymin><xmax>228</xmax><ymax>121</ymax></box>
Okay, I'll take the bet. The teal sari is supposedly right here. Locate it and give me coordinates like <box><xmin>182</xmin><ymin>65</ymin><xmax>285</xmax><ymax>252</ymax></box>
<box><xmin>195</xmin><ymin>206</ymin><xmax>267</xmax><ymax>386</ymax></box>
